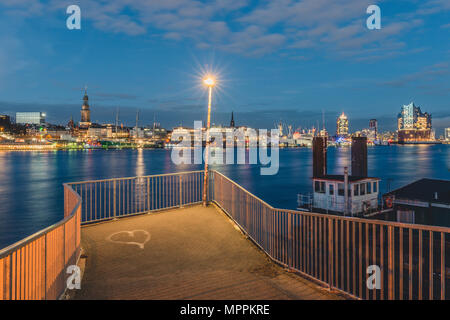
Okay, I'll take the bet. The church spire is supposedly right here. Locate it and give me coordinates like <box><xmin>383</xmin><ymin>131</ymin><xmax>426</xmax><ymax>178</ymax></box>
<box><xmin>230</xmin><ymin>111</ymin><xmax>235</xmax><ymax>127</ymax></box>
<box><xmin>81</xmin><ymin>86</ymin><xmax>91</xmax><ymax>126</ymax></box>
<box><xmin>83</xmin><ymin>85</ymin><xmax>89</xmax><ymax>103</ymax></box>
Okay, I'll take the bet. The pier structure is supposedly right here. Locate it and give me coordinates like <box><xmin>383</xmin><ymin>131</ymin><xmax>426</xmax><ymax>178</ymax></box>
<box><xmin>0</xmin><ymin>171</ymin><xmax>449</xmax><ymax>300</ymax></box>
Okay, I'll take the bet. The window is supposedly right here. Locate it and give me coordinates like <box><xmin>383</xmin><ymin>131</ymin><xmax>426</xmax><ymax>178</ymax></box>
<box><xmin>360</xmin><ymin>183</ymin><xmax>366</xmax><ymax>195</ymax></box>
<box><xmin>329</xmin><ymin>184</ymin><xmax>334</xmax><ymax>195</ymax></box>
<box><xmin>315</xmin><ymin>181</ymin><xmax>325</xmax><ymax>193</ymax></box>
<box><xmin>354</xmin><ymin>184</ymin><xmax>359</xmax><ymax>196</ymax></box>
<box><xmin>338</xmin><ymin>183</ymin><xmax>344</xmax><ymax>196</ymax></box>
<box><xmin>373</xmin><ymin>181</ymin><xmax>377</xmax><ymax>193</ymax></box>
<box><xmin>367</xmin><ymin>182</ymin><xmax>372</xmax><ymax>194</ymax></box>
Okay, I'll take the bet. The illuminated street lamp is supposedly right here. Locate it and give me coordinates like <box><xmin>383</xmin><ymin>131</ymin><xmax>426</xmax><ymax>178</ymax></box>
<box><xmin>202</xmin><ymin>75</ymin><xmax>215</xmax><ymax>206</ymax></box>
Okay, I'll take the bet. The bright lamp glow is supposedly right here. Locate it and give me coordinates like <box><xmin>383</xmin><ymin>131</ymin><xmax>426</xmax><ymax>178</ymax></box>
<box><xmin>203</xmin><ymin>76</ymin><xmax>215</xmax><ymax>87</ymax></box>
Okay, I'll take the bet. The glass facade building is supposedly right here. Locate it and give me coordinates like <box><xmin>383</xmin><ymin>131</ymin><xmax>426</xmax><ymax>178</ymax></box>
<box><xmin>15</xmin><ymin>112</ymin><xmax>46</xmax><ymax>125</ymax></box>
<box><xmin>397</xmin><ymin>102</ymin><xmax>432</xmax><ymax>143</ymax></box>
<box><xmin>336</xmin><ymin>112</ymin><xmax>349</xmax><ymax>137</ymax></box>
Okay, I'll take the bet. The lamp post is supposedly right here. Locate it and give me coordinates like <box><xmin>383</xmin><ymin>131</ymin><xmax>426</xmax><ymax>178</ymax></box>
<box><xmin>202</xmin><ymin>76</ymin><xmax>215</xmax><ymax>207</ymax></box>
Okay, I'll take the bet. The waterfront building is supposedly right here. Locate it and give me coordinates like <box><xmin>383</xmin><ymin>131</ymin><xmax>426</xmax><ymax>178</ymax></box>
<box><xmin>445</xmin><ymin>128</ymin><xmax>450</xmax><ymax>141</ymax></box>
<box><xmin>336</xmin><ymin>112</ymin><xmax>349</xmax><ymax>137</ymax></box>
<box><xmin>111</xmin><ymin>127</ymin><xmax>130</xmax><ymax>139</ymax></box>
<box><xmin>15</xmin><ymin>112</ymin><xmax>46</xmax><ymax>125</ymax></box>
<box><xmin>67</xmin><ymin>116</ymin><xmax>75</xmax><ymax>131</ymax></box>
<box><xmin>80</xmin><ymin>89</ymin><xmax>91</xmax><ymax>127</ymax></box>
<box><xmin>298</xmin><ymin>136</ymin><xmax>380</xmax><ymax>216</ymax></box>
<box><xmin>0</xmin><ymin>114</ymin><xmax>11</xmax><ymax>131</ymax></box>
<box><xmin>46</xmin><ymin>128</ymin><xmax>73</xmax><ymax>141</ymax></box>
<box><xmin>397</xmin><ymin>102</ymin><xmax>433</xmax><ymax>143</ymax></box>
<box><xmin>310</xmin><ymin>174</ymin><xmax>380</xmax><ymax>215</ymax></box>
<box><xmin>369</xmin><ymin>119</ymin><xmax>377</xmax><ymax>140</ymax></box>
<box><xmin>293</xmin><ymin>129</ymin><xmax>315</xmax><ymax>147</ymax></box>
<box><xmin>131</xmin><ymin>127</ymin><xmax>145</xmax><ymax>139</ymax></box>
<box><xmin>383</xmin><ymin>179</ymin><xmax>450</xmax><ymax>227</ymax></box>
<box><xmin>319</xmin><ymin>129</ymin><xmax>328</xmax><ymax>138</ymax></box>
<box><xmin>87</xmin><ymin>124</ymin><xmax>113</xmax><ymax>139</ymax></box>
<box><xmin>170</xmin><ymin>125</ymin><xmax>262</xmax><ymax>148</ymax></box>
<box><xmin>144</xmin><ymin>126</ymin><xmax>168</xmax><ymax>141</ymax></box>
<box><xmin>354</xmin><ymin>128</ymin><xmax>377</xmax><ymax>144</ymax></box>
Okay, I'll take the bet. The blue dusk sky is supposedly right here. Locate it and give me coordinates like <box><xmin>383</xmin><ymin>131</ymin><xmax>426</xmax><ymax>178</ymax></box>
<box><xmin>0</xmin><ymin>0</ymin><xmax>449</xmax><ymax>135</ymax></box>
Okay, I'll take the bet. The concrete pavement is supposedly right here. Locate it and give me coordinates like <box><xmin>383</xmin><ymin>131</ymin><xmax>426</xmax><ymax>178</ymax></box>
<box><xmin>73</xmin><ymin>205</ymin><xmax>343</xmax><ymax>300</ymax></box>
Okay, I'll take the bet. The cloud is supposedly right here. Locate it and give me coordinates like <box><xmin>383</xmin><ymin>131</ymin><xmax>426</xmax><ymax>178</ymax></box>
<box><xmin>0</xmin><ymin>0</ymin><xmax>44</xmax><ymax>17</ymax></box>
<box><xmin>416</xmin><ymin>0</ymin><xmax>450</xmax><ymax>15</ymax></box>
<box><xmin>0</xmin><ymin>0</ymin><xmax>440</xmax><ymax>59</ymax></box>
<box><xmin>380</xmin><ymin>62</ymin><xmax>450</xmax><ymax>88</ymax></box>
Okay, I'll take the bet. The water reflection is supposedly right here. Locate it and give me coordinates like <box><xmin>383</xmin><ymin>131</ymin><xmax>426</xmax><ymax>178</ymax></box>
<box><xmin>136</xmin><ymin>149</ymin><xmax>145</xmax><ymax>177</ymax></box>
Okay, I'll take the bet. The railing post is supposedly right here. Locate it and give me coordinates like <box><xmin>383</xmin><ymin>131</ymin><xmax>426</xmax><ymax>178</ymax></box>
<box><xmin>441</xmin><ymin>232</ymin><xmax>445</xmax><ymax>300</ymax></box>
<box><xmin>328</xmin><ymin>218</ymin><xmax>333</xmax><ymax>290</ymax></box>
<box><xmin>75</xmin><ymin>206</ymin><xmax>78</xmax><ymax>259</ymax></box>
<box><xmin>209</xmin><ymin>171</ymin><xmax>213</xmax><ymax>202</ymax></box>
<box><xmin>179</xmin><ymin>175</ymin><xmax>183</xmax><ymax>208</ymax></box>
<box><xmin>288</xmin><ymin>212</ymin><xmax>293</xmax><ymax>268</ymax></box>
<box><xmin>44</xmin><ymin>233</ymin><xmax>47</xmax><ymax>300</ymax></box>
<box><xmin>147</xmin><ymin>177</ymin><xmax>150</xmax><ymax>212</ymax></box>
<box><xmin>113</xmin><ymin>180</ymin><xmax>117</xmax><ymax>219</ymax></box>
<box><xmin>63</xmin><ymin>223</ymin><xmax>66</xmax><ymax>276</ymax></box>
<box><xmin>388</xmin><ymin>225</ymin><xmax>394</xmax><ymax>300</ymax></box>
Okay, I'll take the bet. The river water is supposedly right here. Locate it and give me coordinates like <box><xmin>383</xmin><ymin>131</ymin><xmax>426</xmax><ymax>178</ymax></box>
<box><xmin>1</xmin><ymin>145</ymin><xmax>449</xmax><ymax>249</ymax></box>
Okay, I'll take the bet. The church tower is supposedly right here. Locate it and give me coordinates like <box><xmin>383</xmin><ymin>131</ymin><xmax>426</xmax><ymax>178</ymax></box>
<box><xmin>80</xmin><ymin>88</ymin><xmax>91</xmax><ymax>127</ymax></box>
<box><xmin>230</xmin><ymin>111</ymin><xmax>235</xmax><ymax>128</ymax></box>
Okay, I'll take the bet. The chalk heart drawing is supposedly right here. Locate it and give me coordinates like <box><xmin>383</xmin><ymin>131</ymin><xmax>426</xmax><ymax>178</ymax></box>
<box><xmin>106</xmin><ymin>230</ymin><xmax>151</xmax><ymax>249</ymax></box>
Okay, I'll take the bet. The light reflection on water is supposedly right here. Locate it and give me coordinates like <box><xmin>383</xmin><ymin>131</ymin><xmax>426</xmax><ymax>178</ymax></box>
<box><xmin>0</xmin><ymin>145</ymin><xmax>449</xmax><ymax>249</ymax></box>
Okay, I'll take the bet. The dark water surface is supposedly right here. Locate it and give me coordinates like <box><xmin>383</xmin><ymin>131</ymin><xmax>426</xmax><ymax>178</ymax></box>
<box><xmin>1</xmin><ymin>145</ymin><xmax>449</xmax><ymax>249</ymax></box>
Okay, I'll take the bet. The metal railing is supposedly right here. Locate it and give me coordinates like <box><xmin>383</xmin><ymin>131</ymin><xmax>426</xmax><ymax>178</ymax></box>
<box><xmin>0</xmin><ymin>184</ymin><xmax>81</xmax><ymax>300</ymax></box>
<box><xmin>211</xmin><ymin>171</ymin><xmax>449</xmax><ymax>300</ymax></box>
<box><xmin>68</xmin><ymin>171</ymin><xmax>205</xmax><ymax>224</ymax></box>
<box><xmin>1</xmin><ymin>170</ymin><xmax>448</xmax><ymax>300</ymax></box>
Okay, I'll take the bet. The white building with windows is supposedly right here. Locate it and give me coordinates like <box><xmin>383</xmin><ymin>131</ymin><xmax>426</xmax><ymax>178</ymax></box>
<box><xmin>16</xmin><ymin>112</ymin><xmax>46</xmax><ymax>125</ymax></box>
<box><xmin>311</xmin><ymin>175</ymin><xmax>380</xmax><ymax>215</ymax></box>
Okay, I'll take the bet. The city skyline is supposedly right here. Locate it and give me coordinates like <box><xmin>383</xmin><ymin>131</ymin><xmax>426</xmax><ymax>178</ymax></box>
<box><xmin>0</xmin><ymin>1</ymin><xmax>449</xmax><ymax>134</ymax></box>
<box><xmin>3</xmin><ymin>93</ymin><xmax>446</xmax><ymax>137</ymax></box>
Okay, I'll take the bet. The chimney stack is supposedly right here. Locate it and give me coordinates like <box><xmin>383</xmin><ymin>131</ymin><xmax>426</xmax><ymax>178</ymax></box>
<box><xmin>313</xmin><ymin>137</ymin><xmax>327</xmax><ymax>178</ymax></box>
<box><xmin>351</xmin><ymin>137</ymin><xmax>368</xmax><ymax>177</ymax></box>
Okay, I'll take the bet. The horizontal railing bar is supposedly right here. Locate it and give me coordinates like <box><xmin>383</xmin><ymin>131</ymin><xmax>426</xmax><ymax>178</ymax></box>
<box><xmin>212</xmin><ymin>171</ymin><xmax>274</xmax><ymax>209</ymax></box>
<box><xmin>67</xmin><ymin>170</ymin><xmax>204</xmax><ymax>185</ymax></box>
<box><xmin>80</xmin><ymin>203</ymin><xmax>203</xmax><ymax>226</ymax></box>
<box><xmin>277</xmin><ymin>208</ymin><xmax>450</xmax><ymax>233</ymax></box>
